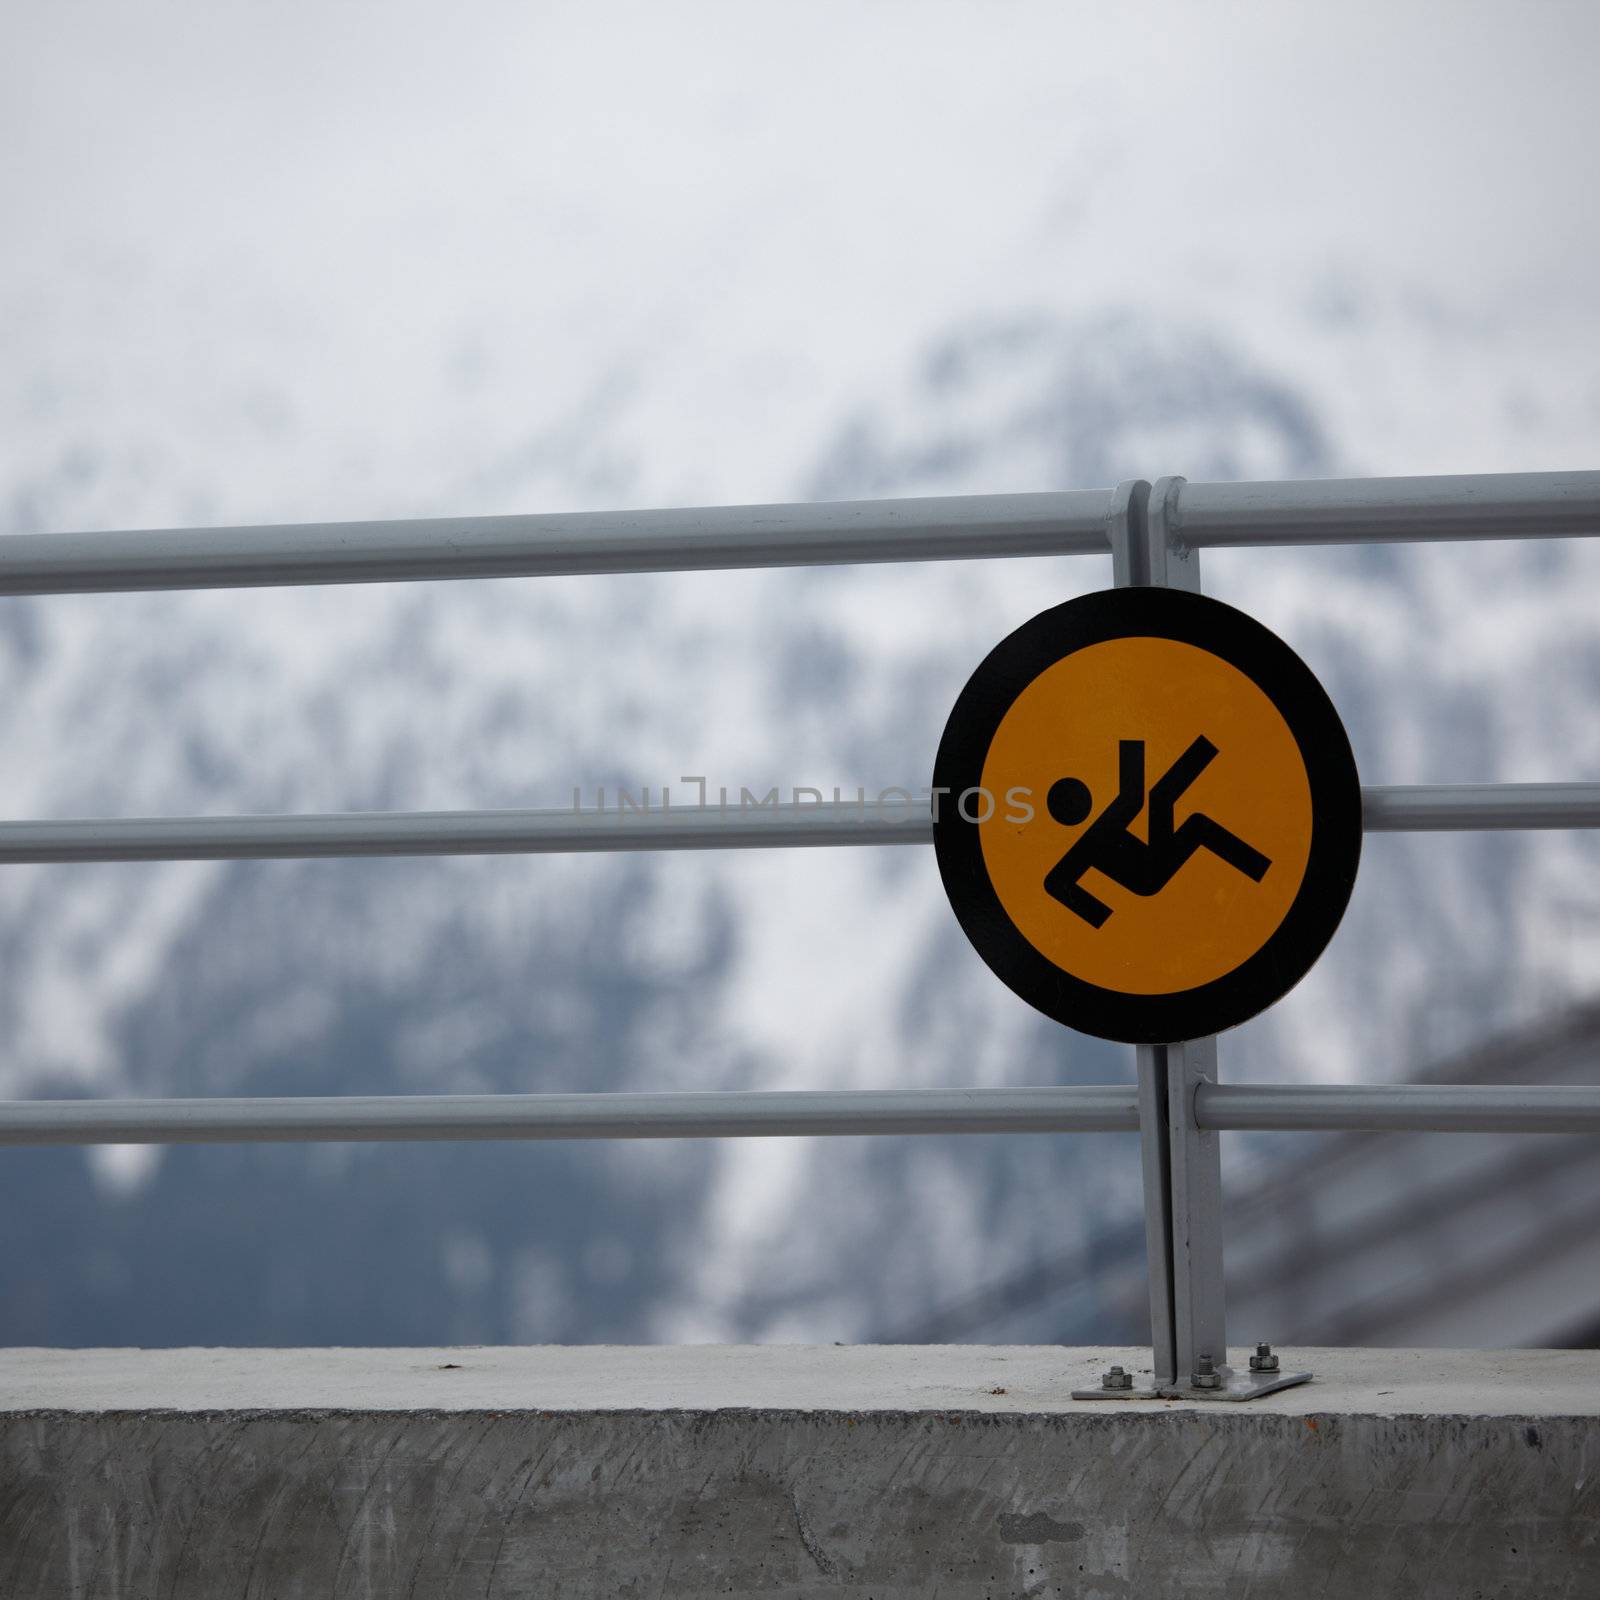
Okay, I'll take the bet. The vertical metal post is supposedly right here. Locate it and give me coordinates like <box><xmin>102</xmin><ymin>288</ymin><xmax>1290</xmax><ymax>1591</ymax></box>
<box><xmin>1138</xmin><ymin>475</ymin><xmax>1202</xmax><ymax>594</ymax></box>
<box><xmin>1106</xmin><ymin>478</ymin><xmax>1152</xmax><ymax>588</ymax></box>
<box><xmin>1084</xmin><ymin>475</ymin><xmax>1309</xmax><ymax>1400</ymax></box>
<box><xmin>1164</xmin><ymin>1035</ymin><xmax>1226</xmax><ymax>1383</ymax></box>
<box><xmin>1106</xmin><ymin>480</ymin><xmax>1180</xmax><ymax>1386</ymax></box>
<box><xmin>1115</xmin><ymin>477</ymin><xmax>1226</xmax><ymax>1388</ymax></box>
<box><xmin>1143</xmin><ymin>479</ymin><xmax>1227</xmax><ymax>1386</ymax></box>
<box><xmin>1132</xmin><ymin>1042</ymin><xmax>1176</xmax><ymax>1385</ymax></box>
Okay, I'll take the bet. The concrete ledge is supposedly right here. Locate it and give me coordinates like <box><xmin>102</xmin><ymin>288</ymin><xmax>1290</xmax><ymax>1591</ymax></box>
<box><xmin>3</xmin><ymin>1346</ymin><xmax>1597</xmax><ymax>1597</ymax></box>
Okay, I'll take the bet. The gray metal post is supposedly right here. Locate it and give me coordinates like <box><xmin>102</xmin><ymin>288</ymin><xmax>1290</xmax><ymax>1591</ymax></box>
<box><xmin>1105</xmin><ymin>480</ymin><xmax>1179</xmax><ymax>1387</ymax></box>
<box><xmin>1132</xmin><ymin>1040</ymin><xmax>1176</xmax><ymax>1386</ymax></box>
<box><xmin>1080</xmin><ymin>477</ymin><xmax>1307</xmax><ymax>1401</ymax></box>
<box><xmin>1148</xmin><ymin>481</ymin><xmax>1308</xmax><ymax>1398</ymax></box>
<box><xmin>1104</xmin><ymin>477</ymin><xmax>1220</xmax><ymax>1389</ymax></box>
<box><xmin>1142</xmin><ymin>478</ymin><xmax>1229</xmax><ymax>1389</ymax></box>
<box><xmin>1164</xmin><ymin>1035</ymin><xmax>1226</xmax><ymax>1383</ymax></box>
<box><xmin>1123</xmin><ymin>474</ymin><xmax>1200</xmax><ymax>593</ymax></box>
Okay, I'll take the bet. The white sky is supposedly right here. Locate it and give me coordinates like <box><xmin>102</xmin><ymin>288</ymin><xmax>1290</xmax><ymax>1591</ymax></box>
<box><xmin>4</xmin><ymin>0</ymin><xmax>1597</xmax><ymax>521</ymax></box>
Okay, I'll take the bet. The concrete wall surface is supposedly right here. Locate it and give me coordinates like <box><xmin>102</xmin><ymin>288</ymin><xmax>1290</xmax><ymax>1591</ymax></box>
<box><xmin>2</xmin><ymin>1345</ymin><xmax>1596</xmax><ymax>1598</ymax></box>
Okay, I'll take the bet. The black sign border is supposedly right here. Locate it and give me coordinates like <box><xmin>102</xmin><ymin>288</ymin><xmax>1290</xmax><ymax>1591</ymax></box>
<box><xmin>932</xmin><ymin>586</ymin><xmax>1362</xmax><ymax>1045</ymax></box>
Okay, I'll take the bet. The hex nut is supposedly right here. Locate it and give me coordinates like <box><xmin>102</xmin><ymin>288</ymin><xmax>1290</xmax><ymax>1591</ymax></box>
<box><xmin>1101</xmin><ymin>1365</ymin><xmax>1133</xmax><ymax>1390</ymax></box>
<box><xmin>1249</xmin><ymin>1343</ymin><xmax>1280</xmax><ymax>1373</ymax></box>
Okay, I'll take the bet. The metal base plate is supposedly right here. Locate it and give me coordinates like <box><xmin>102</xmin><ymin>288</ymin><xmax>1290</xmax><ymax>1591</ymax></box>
<box><xmin>1071</xmin><ymin>1366</ymin><xmax>1312</xmax><ymax>1402</ymax></box>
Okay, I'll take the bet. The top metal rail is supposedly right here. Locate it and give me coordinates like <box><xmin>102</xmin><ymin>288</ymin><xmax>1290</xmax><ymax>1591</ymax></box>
<box><xmin>1176</xmin><ymin>470</ymin><xmax>1600</xmax><ymax>549</ymax></box>
<box><xmin>1</xmin><ymin>470</ymin><xmax>1597</xmax><ymax>594</ymax></box>
<box><xmin>0</xmin><ymin>492</ymin><xmax>1111</xmax><ymax>595</ymax></box>
<box><xmin>0</xmin><ymin>784</ymin><xmax>1597</xmax><ymax>865</ymax></box>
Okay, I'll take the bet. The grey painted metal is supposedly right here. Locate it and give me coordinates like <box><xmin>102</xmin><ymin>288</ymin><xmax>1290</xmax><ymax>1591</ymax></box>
<box><xmin>13</xmin><ymin>1080</ymin><xmax>1589</xmax><ymax>1147</ymax></box>
<box><xmin>0</xmin><ymin>798</ymin><xmax>933</xmax><ymax>863</ymax></box>
<box><xmin>1144</xmin><ymin>475</ymin><xmax>1203</xmax><ymax>594</ymax></box>
<box><xmin>1112</xmin><ymin>477</ymin><xmax>1200</xmax><ymax>1391</ymax></box>
<box><xmin>1106</xmin><ymin>478</ymin><xmax>1152</xmax><ymax>588</ymax></box>
<box><xmin>0</xmin><ymin>491</ymin><xmax>1114</xmax><ymax>595</ymax></box>
<box><xmin>3</xmin><ymin>785</ymin><xmax>1598</xmax><ymax>865</ymax></box>
<box><xmin>0</xmin><ymin>1085</ymin><xmax>1140</xmax><ymax>1146</ymax></box>
<box><xmin>1109</xmin><ymin>479</ymin><xmax>1183</xmax><ymax>1389</ymax></box>
<box><xmin>6</xmin><ymin>471</ymin><xmax>1593</xmax><ymax>599</ymax></box>
<box><xmin>1362</xmin><ymin>783</ymin><xmax>1600</xmax><ymax>831</ymax></box>
<box><xmin>1129</xmin><ymin>479</ymin><xmax>1238</xmax><ymax>1395</ymax></box>
<box><xmin>1198</xmin><ymin>1081</ymin><xmax>1600</xmax><ymax>1134</ymax></box>
<box><xmin>1133</xmin><ymin>1045</ymin><xmax>1177</xmax><ymax>1388</ymax></box>
<box><xmin>1108</xmin><ymin>473</ymin><xmax>1203</xmax><ymax>592</ymax></box>
<box><xmin>1177</xmin><ymin>469</ymin><xmax>1600</xmax><ymax>548</ymax></box>
<box><xmin>1165</xmin><ymin>1039</ymin><xmax>1229</xmax><ymax>1388</ymax></box>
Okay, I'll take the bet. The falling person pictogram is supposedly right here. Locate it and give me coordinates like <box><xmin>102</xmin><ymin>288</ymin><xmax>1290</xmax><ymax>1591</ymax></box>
<box><xmin>1043</xmin><ymin>736</ymin><xmax>1272</xmax><ymax>928</ymax></box>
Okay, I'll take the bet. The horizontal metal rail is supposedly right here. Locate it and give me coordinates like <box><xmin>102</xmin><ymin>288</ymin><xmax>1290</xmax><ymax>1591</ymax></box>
<box><xmin>1360</xmin><ymin>784</ymin><xmax>1600</xmax><ymax>831</ymax></box>
<box><xmin>0</xmin><ymin>1086</ymin><xmax>1140</xmax><ymax>1145</ymax></box>
<box><xmin>4</xmin><ymin>471</ymin><xmax>1597</xmax><ymax>596</ymax></box>
<box><xmin>0</xmin><ymin>800</ymin><xmax>929</xmax><ymax>863</ymax></box>
<box><xmin>0</xmin><ymin>492</ymin><xmax>1114</xmax><ymax>595</ymax></box>
<box><xmin>1178</xmin><ymin>470</ymin><xmax>1600</xmax><ymax>549</ymax></box>
<box><xmin>1198</xmin><ymin>1082</ymin><xmax>1600</xmax><ymax>1134</ymax></box>
<box><xmin>1</xmin><ymin>785</ymin><xmax>1597</xmax><ymax>864</ymax></box>
<box><xmin>6</xmin><ymin>1082</ymin><xmax>1598</xmax><ymax>1145</ymax></box>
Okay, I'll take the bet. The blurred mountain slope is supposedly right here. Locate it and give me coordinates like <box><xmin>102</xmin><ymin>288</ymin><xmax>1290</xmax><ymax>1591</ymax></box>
<box><xmin>3</xmin><ymin>0</ymin><xmax>1598</xmax><ymax>1344</ymax></box>
<box><xmin>2</xmin><ymin>298</ymin><xmax>1597</xmax><ymax>1344</ymax></box>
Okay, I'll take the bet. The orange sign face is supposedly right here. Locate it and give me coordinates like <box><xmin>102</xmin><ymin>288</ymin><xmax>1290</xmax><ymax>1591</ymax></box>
<box><xmin>932</xmin><ymin>589</ymin><xmax>1361</xmax><ymax>1044</ymax></box>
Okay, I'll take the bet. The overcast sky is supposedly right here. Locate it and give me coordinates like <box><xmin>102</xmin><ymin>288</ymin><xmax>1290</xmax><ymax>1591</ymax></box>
<box><xmin>5</xmin><ymin>0</ymin><xmax>1597</xmax><ymax>529</ymax></box>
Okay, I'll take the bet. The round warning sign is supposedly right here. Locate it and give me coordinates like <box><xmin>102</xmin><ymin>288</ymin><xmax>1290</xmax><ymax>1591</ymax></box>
<box><xmin>932</xmin><ymin>587</ymin><xmax>1361</xmax><ymax>1044</ymax></box>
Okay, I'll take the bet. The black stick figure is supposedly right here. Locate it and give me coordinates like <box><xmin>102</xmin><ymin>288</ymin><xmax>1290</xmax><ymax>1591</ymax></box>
<box><xmin>1043</xmin><ymin>737</ymin><xmax>1272</xmax><ymax>929</ymax></box>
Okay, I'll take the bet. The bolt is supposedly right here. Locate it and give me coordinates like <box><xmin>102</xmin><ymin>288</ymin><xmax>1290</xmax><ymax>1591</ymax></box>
<box><xmin>1249</xmin><ymin>1343</ymin><xmax>1280</xmax><ymax>1373</ymax></box>
<box><xmin>1101</xmin><ymin>1365</ymin><xmax>1133</xmax><ymax>1391</ymax></box>
<box><xmin>1191</xmin><ymin>1353</ymin><xmax>1222</xmax><ymax>1390</ymax></box>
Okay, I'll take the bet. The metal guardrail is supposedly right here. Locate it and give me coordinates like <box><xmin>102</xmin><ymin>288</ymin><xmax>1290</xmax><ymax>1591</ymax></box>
<box><xmin>4</xmin><ymin>467</ymin><xmax>1599</xmax><ymax>1389</ymax></box>
<box><xmin>1196</xmin><ymin>1082</ymin><xmax>1600</xmax><ymax>1135</ymax></box>
<box><xmin>0</xmin><ymin>492</ymin><xmax>1110</xmax><ymax>593</ymax></box>
<box><xmin>3</xmin><ymin>1082</ymin><xmax>1598</xmax><ymax>1146</ymax></box>
<box><xmin>0</xmin><ymin>784</ymin><xmax>1598</xmax><ymax>863</ymax></box>
<box><xmin>0</xmin><ymin>470</ymin><xmax>1593</xmax><ymax>594</ymax></box>
<box><xmin>0</xmin><ymin>1087</ymin><xmax>1142</xmax><ymax>1145</ymax></box>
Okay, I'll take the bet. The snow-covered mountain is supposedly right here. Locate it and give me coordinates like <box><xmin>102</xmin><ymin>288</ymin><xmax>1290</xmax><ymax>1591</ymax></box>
<box><xmin>2</xmin><ymin>0</ymin><xmax>1596</xmax><ymax>1344</ymax></box>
